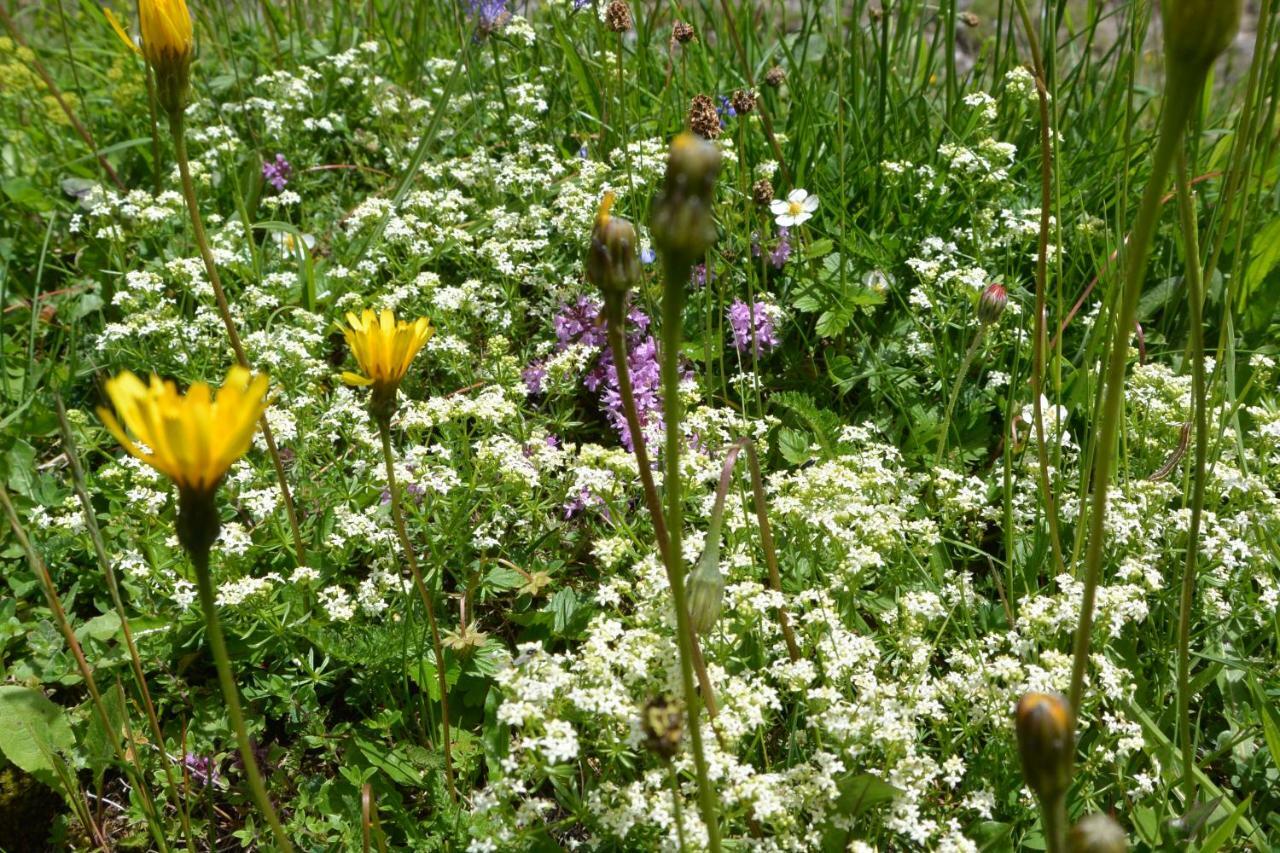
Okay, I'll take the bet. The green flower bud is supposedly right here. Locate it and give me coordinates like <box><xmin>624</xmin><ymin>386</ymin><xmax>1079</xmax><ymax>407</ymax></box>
<box><xmin>1068</xmin><ymin>813</ymin><xmax>1128</xmax><ymax>853</ymax></box>
<box><xmin>978</xmin><ymin>283</ymin><xmax>1007</xmax><ymax>325</ymax></box>
<box><xmin>685</xmin><ymin>542</ymin><xmax>725</xmax><ymax>635</ymax></box>
<box><xmin>586</xmin><ymin>192</ymin><xmax>642</xmax><ymax>298</ymax></box>
<box><xmin>651</xmin><ymin>133</ymin><xmax>721</xmax><ymax>265</ymax></box>
<box><xmin>1163</xmin><ymin>0</ymin><xmax>1242</xmax><ymax>70</ymax></box>
<box><xmin>1015</xmin><ymin>692</ymin><xmax>1075</xmax><ymax>803</ymax></box>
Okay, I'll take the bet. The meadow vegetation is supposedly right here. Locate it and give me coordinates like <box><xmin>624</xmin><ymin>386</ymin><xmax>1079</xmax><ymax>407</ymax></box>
<box><xmin>0</xmin><ymin>0</ymin><xmax>1278</xmax><ymax>849</ymax></box>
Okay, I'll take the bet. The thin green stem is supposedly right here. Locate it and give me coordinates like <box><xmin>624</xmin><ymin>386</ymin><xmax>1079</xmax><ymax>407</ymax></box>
<box><xmin>936</xmin><ymin>325</ymin><xmax>986</xmax><ymax>466</ymax></box>
<box><xmin>660</xmin><ymin>258</ymin><xmax>722</xmax><ymax>852</ymax></box>
<box><xmin>169</xmin><ymin>109</ymin><xmax>309</xmax><ymax>570</ymax></box>
<box><xmin>189</xmin><ymin>543</ymin><xmax>294</xmax><ymax>851</ymax></box>
<box><xmin>1068</xmin><ymin>63</ymin><xmax>1205</xmax><ymax>714</ymax></box>
<box><xmin>1012</xmin><ymin>0</ymin><xmax>1067</xmax><ymax>580</ymax></box>
<box><xmin>378</xmin><ymin>415</ymin><xmax>458</xmax><ymax>803</ymax></box>
<box><xmin>1174</xmin><ymin>149</ymin><xmax>1207</xmax><ymax>808</ymax></box>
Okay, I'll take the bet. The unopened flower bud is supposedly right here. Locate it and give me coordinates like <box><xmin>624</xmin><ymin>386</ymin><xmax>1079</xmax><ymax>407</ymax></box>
<box><xmin>1068</xmin><ymin>813</ymin><xmax>1128</xmax><ymax>853</ymax></box>
<box><xmin>651</xmin><ymin>133</ymin><xmax>721</xmax><ymax>264</ymax></box>
<box><xmin>978</xmin><ymin>283</ymin><xmax>1007</xmax><ymax>325</ymax></box>
<box><xmin>587</xmin><ymin>193</ymin><xmax>641</xmax><ymax>298</ymax></box>
<box><xmin>685</xmin><ymin>547</ymin><xmax>725</xmax><ymax>635</ymax></box>
<box><xmin>641</xmin><ymin>695</ymin><xmax>684</xmax><ymax>759</ymax></box>
<box><xmin>1014</xmin><ymin>692</ymin><xmax>1074</xmax><ymax>803</ymax></box>
<box><xmin>1163</xmin><ymin>0</ymin><xmax>1242</xmax><ymax>70</ymax></box>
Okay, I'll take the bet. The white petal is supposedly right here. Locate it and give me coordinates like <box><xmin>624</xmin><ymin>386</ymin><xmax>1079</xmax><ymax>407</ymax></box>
<box><xmin>793</xmin><ymin>211</ymin><xmax>812</xmax><ymax>225</ymax></box>
<box><xmin>787</xmin><ymin>188</ymin><xmax>807</xmax><ymax>203</ymax></box>
<box><xmin>777</xmin><ymin>214</ymin><xmax>796</xmax><ymax>227</ymax></box>
<box><xmin>803</xmin><ymin>195</ymin><xmax>820</xmax><ymax>212</ymax></box>
<box><xmin>769</xmin><ymin>200</ymin><xmax>788</xmax><ymax>215</ymax></box>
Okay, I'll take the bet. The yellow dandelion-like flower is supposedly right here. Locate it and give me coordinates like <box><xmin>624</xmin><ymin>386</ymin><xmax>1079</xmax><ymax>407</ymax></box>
<box><xmin>105</xmin><ymin>0</ymin><xmax>192</xmax><ymax>64</ymax></box>
<box><xmin>97</xmin><ymin>367</ymin><xmax>269</xmax><ymax>496</ymax></box>
<box><xmin>104</xmin><ymin>0</ymin><xmax>192</xmax><ymax>113</ymax></box>
<box><xmin>340</xmin><ymin>308</ymin><xmax>434</xmax><ymax>395</ymax></box>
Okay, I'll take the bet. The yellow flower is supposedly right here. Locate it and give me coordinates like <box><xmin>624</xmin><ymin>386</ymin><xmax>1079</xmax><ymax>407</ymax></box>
<box><xmin>97</xmin><ymin>367</ymin><xmax>269</xmax><ymax>496</ymax></box>
<box><xmin>340</xmin><ymin>309</ymin><xmax>434</xmax><ymax>394</ymax></box>
<box><xmin>105</xmin><ymin>0</ymin><xmax>192</xmax><ymax>62</ymax></box>
<box><xmin>104</xmin><ymin>0</ymin><xmax>192</xmax><ymax>113</ymax></box>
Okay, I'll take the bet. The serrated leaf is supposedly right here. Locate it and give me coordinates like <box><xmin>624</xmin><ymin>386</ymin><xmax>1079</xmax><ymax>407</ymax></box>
<box><xmin>777</xmin><ymin>427</ymin><xmax>812</xmax><ymax>465</ymax></box>
<box><xmin>816</xmin><ymin>302</ymin><xmax>855</xmax><ymax>338</ymax></box>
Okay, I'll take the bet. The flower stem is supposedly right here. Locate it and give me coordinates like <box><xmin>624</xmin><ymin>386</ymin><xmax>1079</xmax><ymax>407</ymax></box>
<box><xmin>1041</xmin><ymin>792</ymin><xmax>1068</xmax><ymax>853</ymax></box>
<box><xmin>377</xmin><ymin>416</ymin><xmax>458</xmax><ymax>803</ymax></box>
<box><xmin>168</xmin><ymin>109</ymin><xmax>309</xmax><ymax>570</ymax></box>
<box><xmin>1012</xmin><ymin>0</ymin><xmax>1067</xmax><ymax>580</ymax></box>
<box><xmin>1174</xmin><ymin>149</ymin><xmax>1207</xmax><ymax>808</ymax></box>
<box><xmin>659</xmin><ymin>260</ymin><xmax>722</xmax><ymax>852</ymax></box>
<box><xmin>605</xmin><ymin>298</ymin><xmax>720</xmax><ymax>718</ymax></box>
<box><xmin>188</xmin><ymin>542</ymin><xmax>294</xmax><ymax>852</ymax></box>
<box><xmin>1068</xmin><ymin>62</ymin><xmax>1206</xmax><ymax>714</ymax></box>
<box><xmin>935</xmin><ymin>325</ymin><xmax>986</xmax><ymax>467</ymax></box>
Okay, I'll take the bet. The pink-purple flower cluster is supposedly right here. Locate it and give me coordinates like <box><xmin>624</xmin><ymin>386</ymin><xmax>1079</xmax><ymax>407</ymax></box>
<box><xmin>525</xmin><ymin>297</ymin><xmax>682</xmax><ymax>453</ymax></box>
<box><xmin>727</xmin><ymin>299</ymin><xmax>781</xmax><ymax>356</ymax></box>
<box><xmin>262</xmin><ymin>153</ymin><xmax>291</xmax><ymax>192</ymax></box>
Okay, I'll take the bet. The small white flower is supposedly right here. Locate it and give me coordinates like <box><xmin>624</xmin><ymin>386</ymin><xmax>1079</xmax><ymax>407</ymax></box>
<box><xmin>769</xmin><ymin>188</ymin><xmax>819</xmax><ymax>227</ymax></box>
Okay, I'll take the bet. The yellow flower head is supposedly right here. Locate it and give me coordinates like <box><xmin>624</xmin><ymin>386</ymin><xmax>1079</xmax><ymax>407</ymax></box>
<box><xmin>97</xmin><ymin>367</ymin><xmax>269</xmax><ymax>496</ymax></box>
<box><xmin>341</xmin><ymin>309</ymin><xmax>434</xmax><ymax>395</ymax></box>
<box><xmin>104</xmin><ymin>0</ymin><xmax>192</xmax><ymax>113</ymax></box>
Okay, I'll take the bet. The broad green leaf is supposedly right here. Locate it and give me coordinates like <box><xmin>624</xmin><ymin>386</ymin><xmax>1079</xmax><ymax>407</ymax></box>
<box><xmin>0</xmin><ymin>685</ymin><xmax>75</xmax><ymax>788</ymax></box>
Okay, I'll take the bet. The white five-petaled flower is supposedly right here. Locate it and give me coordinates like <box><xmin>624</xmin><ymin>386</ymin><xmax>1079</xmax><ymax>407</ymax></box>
<box><xmin>770</xmin><ymin>188</ymin><xmax>819</xmax><ymax>227</ymax></box>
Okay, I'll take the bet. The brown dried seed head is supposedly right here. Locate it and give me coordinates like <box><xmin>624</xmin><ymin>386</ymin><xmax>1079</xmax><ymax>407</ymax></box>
<box><xmin>763</xmin><ymin>66</ymin><xmax>786</xmax><ymax>88</ymax></box>
<box><xmin>730</xmin><ymin>88</ymin><xmax>757</xmax><ymax>115</ymax></box>
<box><xmin>604</xmin><ymin>0</ymin><xmax>632</xmax><ymax>33</ymax></box>
<box><xmin>672</xmin><ymin>20</ymin><xmax>696</xmax><ymax>44</ymax></box>
<box><xmin>960</xmin><ymin>11</ymin><xmax>980</xmax><ymax>27</ymax></box>
<box><xmin>688</xmin><ymin>93</ymin><xmax>722</xmax><ymax>139</ymax></box>
<box><xmin>752</xmin><ymin>178</ymin><xmax>774</xmax><ymax>206</ymax></box>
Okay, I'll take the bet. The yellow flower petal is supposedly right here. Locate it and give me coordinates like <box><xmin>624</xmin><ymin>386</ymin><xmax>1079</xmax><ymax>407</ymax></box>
<box><xmin>103</xmin><ymin>7</ymin><xmax>142</xmax><ymax>54</ymax></box>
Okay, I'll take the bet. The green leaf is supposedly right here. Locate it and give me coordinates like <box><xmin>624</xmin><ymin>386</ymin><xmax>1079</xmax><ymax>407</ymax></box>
<box><xmin>4</xmin><ymin>440</ymin><xmax>36</xmax><ymax>498</ymax></box>
<box><xmin>2</xmin><ymin>178</ymin><xmax>53</xmax><ymax>212</ymax></box>
<box><xmin>0</xmin><ymin>685</ymin><xmax>76</xmax><ymax>789</ymax></box>
<box><xmin>1249</xmin><ymin>679</ymin><xmax>1280</xmax><ymax>775</ymax></box>
<box><xmin>1198</xmin><ymin>794</ymin><xmax>1251</xmax><ymax>853</ymax></box>
<box><xmin>550</xmin><ymin>587</ymin><xmax>577</xmax><ymax>634</ymax></box>
<box><xmin>777</xmin><ymin>427</ymin><xmax>812</xmax><ymax>466</ymax></box>
<box><xmin>816</xmin><ymin>302</ymin><xmax>855</xmax><ymax>338</ymax></box>
<box><xmin>1241</xmin><ymin>217</ymin><xmax>1280</xmax><ymax>306</ymax></box>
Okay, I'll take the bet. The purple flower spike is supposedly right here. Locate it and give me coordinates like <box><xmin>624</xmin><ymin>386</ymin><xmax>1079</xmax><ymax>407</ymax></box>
<box><xmin>728</xmin><ymin>299</ymin><xmax>781</xmax><ymax>356</ymax></box>
<box><xmin>262</xmin><ymin>153</ymin><xmax>291</xmax><ymax>192</ymax></box>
